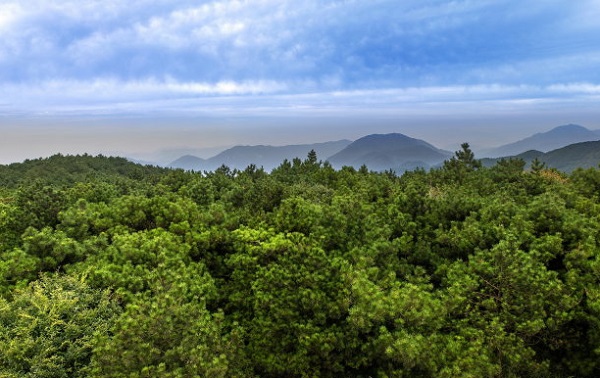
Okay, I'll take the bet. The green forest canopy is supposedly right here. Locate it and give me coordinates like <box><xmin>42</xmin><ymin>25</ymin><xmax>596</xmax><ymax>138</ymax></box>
<box><xmin>1</xmin><ymin>147</ymin><xmax>600</xmax><ymax>377</ymax></box>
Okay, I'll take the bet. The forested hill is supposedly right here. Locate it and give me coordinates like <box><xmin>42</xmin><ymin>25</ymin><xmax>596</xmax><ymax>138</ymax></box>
<box><xmin>2</xmin><ymin>148</ymin><xmax>600</xmax><ymax>377</ymax></box>
<box><xmin>0</xmin><ymin>154</ymin><xmax>169</xmax><ymax>188</ymax></box>
<box><xmin>481</xmin><ymin>140</ymin><xmax>600</xmax><ymax>172</ymax></box>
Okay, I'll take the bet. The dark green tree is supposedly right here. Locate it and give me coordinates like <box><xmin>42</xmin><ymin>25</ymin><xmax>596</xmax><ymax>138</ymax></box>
<box><xmin>441</xmin><ymin>143</ymin><xmax>481</xmax><ymax>184</ymax></box>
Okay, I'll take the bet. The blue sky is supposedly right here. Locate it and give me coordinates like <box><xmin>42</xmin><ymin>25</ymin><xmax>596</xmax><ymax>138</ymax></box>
<box><xmin>1</xmin><ymin>0</ymin><xmax>600</xmax><ymax>163</ymax></box>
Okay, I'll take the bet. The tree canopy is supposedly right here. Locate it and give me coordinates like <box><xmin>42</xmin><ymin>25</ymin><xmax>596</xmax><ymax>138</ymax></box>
<box><xmin>1</xmin><ymin>151</ymin><xmax>600</xmax><ymax>377</ymax></box>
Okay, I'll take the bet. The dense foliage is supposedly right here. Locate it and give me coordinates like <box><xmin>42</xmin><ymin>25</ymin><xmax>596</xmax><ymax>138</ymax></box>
<box><xmin>2</xmin><ymin>148</ymin><xmax>600</xmax><ymax>377</ymax></box>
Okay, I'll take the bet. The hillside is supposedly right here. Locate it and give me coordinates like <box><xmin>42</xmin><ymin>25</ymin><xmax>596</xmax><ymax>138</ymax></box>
<box><xmin>482</xmin><ymin>124</ymin><xmax>599</xmax><ymax>157</ymax></box>
<box><xmin>327</xmin><ymin>133</ymin><xmax>452</xmax><ymax>172</ymax></box>
<box><xmin>0</xmin><ymin>154</ymin><xmax>168</xmax><ymax>188</ymax></box>
<box><xmin>481</xmin><ymin>150</ymin><xmax>544</xmax><ymax>168</ymax></box>
<box><xmin>481</xmin><ymin>141</ymin><xmax>600</xmax><ymax>173</ymax></box>
<box><xmin>543</xmin><ymin>140</ymin><xmax>600</xmax><ymax>172</ymax></box>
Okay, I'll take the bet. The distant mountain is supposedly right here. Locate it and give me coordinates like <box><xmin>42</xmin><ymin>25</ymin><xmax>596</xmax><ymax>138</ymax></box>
<box><xmin>542</xmin><ymin>141</ymin><xmax>600</xmax><ymax>172</ymax></box>
<box><xmin>482</xmin><ymin>124</ymin><xmax>600</xmax><ymax>157</ymax></box>
<box><xmin>169</xmin><ymin>155</ymin><xmax>206</xmax><ymax>170</ymax></box>
<box><xmin>129</xmin><ymin>146</ymin><xmax>231</xmax><ymax>166</ymax></box>
<box><xmin>169</xmin><ymin>140</ymin><xmax>352</xmax><ymax>171</ymax></box>
<box><xmin>482</xmin><ymin>141</ymin><xmax>600</xmax><ymax>173</ymax></box>
<box><xmin>326</xmin><ymin>133</ymin><xmax>452</xmax><ymax>172</ymax></box>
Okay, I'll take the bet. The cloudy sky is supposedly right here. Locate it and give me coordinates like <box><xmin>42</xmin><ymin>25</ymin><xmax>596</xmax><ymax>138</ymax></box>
<box><xmin>1</xmin><ymin>0</ymin><xmax>600</xmax><ymax>163</ymax></box>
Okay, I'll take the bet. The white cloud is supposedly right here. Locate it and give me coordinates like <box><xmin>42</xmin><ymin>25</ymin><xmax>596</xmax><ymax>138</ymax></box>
<box><xmin>165</xmin><ymin>79</ymin><xmax>286</xmax><ymax>95</ymax></box>
<box><xmin>547</xmin><ymin>83</ymin><xmax>600</xmax><ymax>94</ymax></box>
<box><xmin>1</xmin><ymin>0</ymin><xmax>599</xmax><ymax>104</ymax></box>
<box><xmin>0</xmin><ymin>78</ymin><xmax>288</xmax><ymax>108</ymax></box>
<box><xmin>2</xmin><ymin>78</ymin><xmax>598</xmax><ymax>119</ymax></box>
<box><xmin>0</xmin><ymin>3</ymin><xmax>22</xmax><ymax>30</ymax></box>
<box><xmin>8</xmin><ymin>0</ymin><xmax>492</xmax><ymax>78</ymax></box>
<box><xmin>59</xmin><ymin>1</ymin><xmax>299</xmax><ymax>68</ymax></box>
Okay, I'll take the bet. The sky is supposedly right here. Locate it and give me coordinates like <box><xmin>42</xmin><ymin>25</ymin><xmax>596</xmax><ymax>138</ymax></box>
<box><xmin>1</xmin><ymin>0</ymin><xmax>600</xmax><ymax>163</ymax></box>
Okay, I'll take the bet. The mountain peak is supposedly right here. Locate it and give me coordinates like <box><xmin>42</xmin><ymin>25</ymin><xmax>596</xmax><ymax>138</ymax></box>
<box><xmin>327</xmin><ymin>133</ymin><xmax>451</xmax><ymax>172</ymax></box>
<box><xmin>360</xmin><ymin>133</ymin><xmax>415</xmax><ymax>141</ymax></box>
<box><xmin>546</xmin><ymin>124</ymin><xmax>588</xmax><ymax>134</ymax></box>
<box><xmin>341</xmin><ymin>133</ymin><xmax>436</xmax><ymax>151</ymax></box>
<box><xmin>168</xmin><ymin>155</ymin><xmax>206</xmax><ymax>170</ymax></box>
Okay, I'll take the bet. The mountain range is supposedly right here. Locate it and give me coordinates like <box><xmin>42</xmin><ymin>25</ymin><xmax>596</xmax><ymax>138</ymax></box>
<box><xmin>482</xmin><ymin>141</ymin><xmax>600</xmax><ymax>173</ymax></box>
<box><xmin>169</xmin><ymin>140</ymin><xmax>352</xmax><ymax>171</ymax></box>
<box><xmin>165</xmin><ymin>124</ymin><xmax>600</xmax><ymax>173</ymax></box>
<box><xmin>481</xmin><ymin>124</ymin><xmax>600</xmax><ymax>157</ymax></box>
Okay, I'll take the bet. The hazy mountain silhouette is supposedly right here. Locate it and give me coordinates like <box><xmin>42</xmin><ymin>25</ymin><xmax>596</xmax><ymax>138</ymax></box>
<box><xmin>169</xmin><ymin>140</ymin><xmax>351</xmax><ymax>171</ymax></box>
<box><xmin>129</xmin><ymin>146</ymin><xmax>231</xmax><ymax>166</ymax></box>
<box><xmin>168</xmin><ymin>155</ymin><xmax>206</xmax><ymax>170</ymax></box>
<box><xmin>165</xmin><ymin>125</ymin><xmax>599</xmax><ymax>173</ymax></box>
<box><xmin>326</xmin><ymin>133</ymin><xmax>452</xmax><ymax>172</ymax></box>
<box><xmin>482</xmin><ymin>124</ymin><xmax>600</xmax><ymax>157</ymax></box>
<box><xmin>482</xmin><ymin>141</ymin><xmax>600</xmax><ymax>173</ymax></box>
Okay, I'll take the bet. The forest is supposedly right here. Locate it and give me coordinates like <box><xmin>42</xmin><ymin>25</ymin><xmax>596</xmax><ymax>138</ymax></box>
<box><xmin>1</xmin><ymin>145</ymin><xmax>600</xmax><ymax>377</ymax></box>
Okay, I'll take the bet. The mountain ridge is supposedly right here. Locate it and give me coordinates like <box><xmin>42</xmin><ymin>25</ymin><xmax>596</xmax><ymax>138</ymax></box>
<box><xmin>482</xmin><ymin>124</ymin><xmax>600</xmax><ymax>157</ymax></box>
<box><xmin>481</xmin><ymin>141</ymin><xmax>600</xmax><ymax>173</ymax></box>
<box><xmin>169</xmin><ymin>140</ymin><xmax>352</xmax><ymax>171</ymax></box>
<box><xmin>165</xmin><ymin>124</ymin><xmax>600</xmax><ymax>173</ymax></box>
